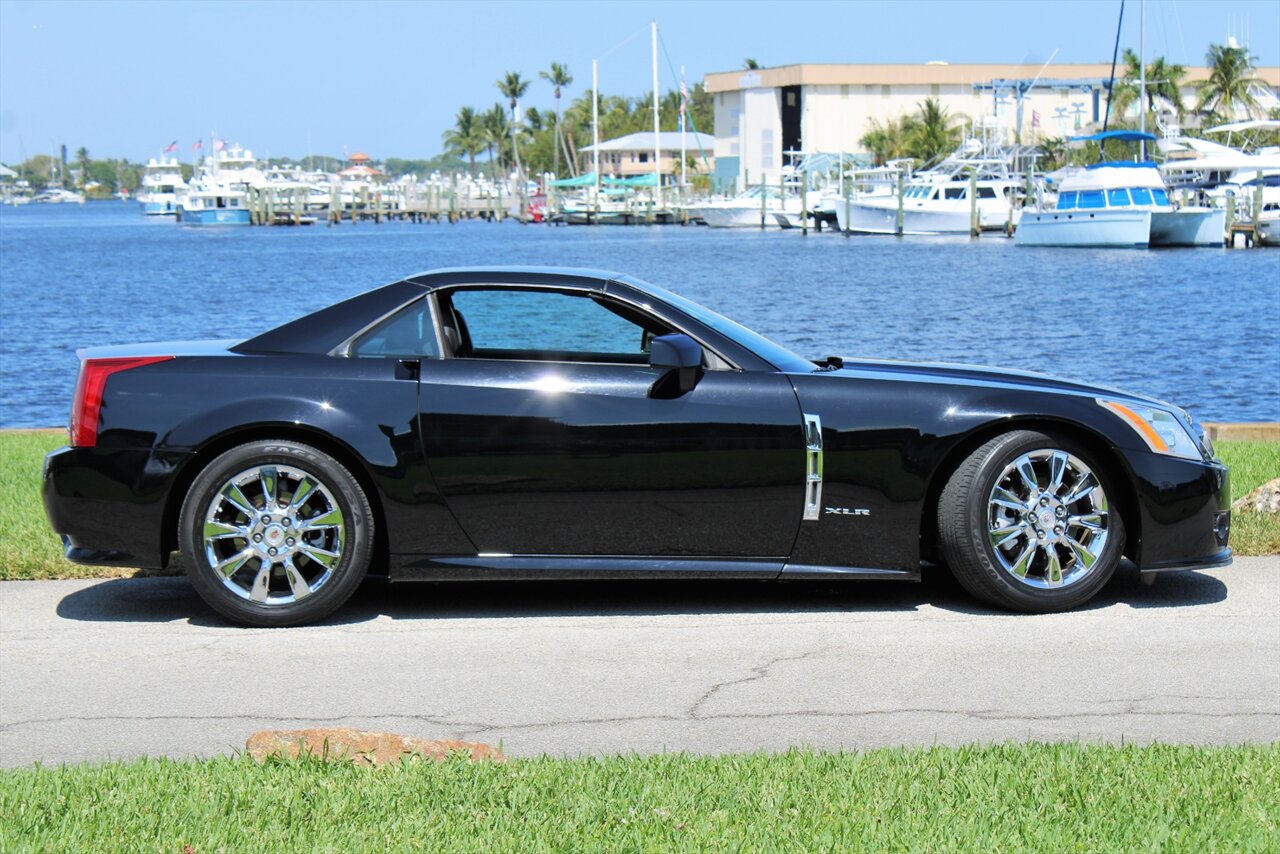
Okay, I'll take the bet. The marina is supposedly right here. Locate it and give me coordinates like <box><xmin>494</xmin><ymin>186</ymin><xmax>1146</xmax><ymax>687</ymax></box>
<box><xmin>1</xmin><ymin>200</ymin><xmax>1277</xmax><ymax>430</ymax></box>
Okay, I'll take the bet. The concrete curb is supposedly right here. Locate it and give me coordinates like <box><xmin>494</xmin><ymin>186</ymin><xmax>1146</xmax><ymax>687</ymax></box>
<box><xmin>1204</xmin><ymin>423</ymin><xmax>1280</xmax><ymax>442</ymax></box>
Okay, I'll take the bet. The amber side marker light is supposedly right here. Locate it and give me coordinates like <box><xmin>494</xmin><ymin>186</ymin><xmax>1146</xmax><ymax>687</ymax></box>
<box><xmin>1098</xmin><ymin>400</ymin><xmax>1170</xmax><ymax>453</ymax></box>
<box><xmin>69</xmin><ymin>356</ymin><xmax>174</xmax><ymax>447</ymax></box>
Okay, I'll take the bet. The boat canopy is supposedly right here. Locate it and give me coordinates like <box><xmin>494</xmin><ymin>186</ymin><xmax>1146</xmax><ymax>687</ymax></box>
<box><xmin>549</xmin><ymin>172</ymin><xmax>597</xmax><ymax>188</ymax></box>
<box><xmin>1205</xmin><ymin>119</ymin><xmax>1280</xmax><ymax>134</ymax></box>
<box><xmin>1059</xmin><ymin>162</ymin><xmax>1165</xmax><ymax>192</ymax></box>
<box><xmin>1085</xmin><ymin>160</ymin><xmax>1159</xmax><ymax>170</ymax></box>
<box><xmin>1070</xmin><ymin>130</ymin><xmax>1158</xmax><ymax>143</ymax></box>
<box><xmin>548</xmin><ymin>172</ymin><xmax>659</xmax><ymax>189</ymax></box>
<box><xmin>609</xmin><ymin>173</ymin><xmax>659</xmax><ymax>188</ymax></box>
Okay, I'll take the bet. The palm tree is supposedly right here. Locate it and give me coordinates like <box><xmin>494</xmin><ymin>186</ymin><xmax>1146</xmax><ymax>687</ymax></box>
<box><xmin>1147</xmin><ymin>56</ymin><xmax>1186</xmax><ymax>118</ymax></box>
<box><xmin>1107</xmin><ymin>49</ymin><xmax>1144</xmax><ymax>120</ymax></box>
<box><xmin>441</xmin><ymin>106</ymin><xmax>485</xmax><ymax>175</ymax></box>
<box><xmin>1196</xmin><ymin>42</ymin><xmax>1264</xmax><ymax>121</ymax></box>
<box><xmin>1111</xmin><ymin>50</ymin><xmax>1187</xmax><ymax>122</ymax></box>
<box><xmin>539</xmin><ymin>62</ymin><xmax>573</xmax><ymax>178</ymax></box>
<box><xmin>906</xmin><ymin>98</ymin><xmax>961</xmax><ymax>165</ymax></box>
<box><xmin>481</xmin><ymin>104</ymin><xmax>509</xmax><ymax>183</ymax></box>
<box><xmin>497</xmin><ymin>71</ymin><xmax>531</xmax><ymax>186</ymax></box>
<box><xmin>743</xmin><ymin>58</ymin><xmax>761</xmax><ymax>70</ymax></box>
<box><xmin>860</xmin><ymin>115</ymin><xmax>917</xmax><ymax>165</ymax></box>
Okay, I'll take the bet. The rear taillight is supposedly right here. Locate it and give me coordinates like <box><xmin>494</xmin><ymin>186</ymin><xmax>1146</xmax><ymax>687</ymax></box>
<box><xmin>69</xmin><ymin>356</ymin><xmax>173</xmax><ymax>447</ymax></box>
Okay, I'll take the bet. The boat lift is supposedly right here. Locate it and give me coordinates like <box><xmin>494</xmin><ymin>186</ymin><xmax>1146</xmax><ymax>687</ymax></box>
<box><xmin>972</xmin><ymin>78</ymin><xmax>1109</xmax><ymax>143</ymax></box>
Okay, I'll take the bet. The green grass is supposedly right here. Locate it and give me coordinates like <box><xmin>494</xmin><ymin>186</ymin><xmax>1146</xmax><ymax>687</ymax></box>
<box><xmin>1</xmin><ymin>745</ymin><xmax>1277</xmax><ymax>851</ymax></box>
<box><xmin>1</xmin><ymin>432</ymin><xmax>1276</xmax><ymax>581</ymax></box>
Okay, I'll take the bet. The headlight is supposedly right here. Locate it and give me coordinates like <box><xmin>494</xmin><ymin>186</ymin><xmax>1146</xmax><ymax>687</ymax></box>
<box><xmin>1097</xmin><ymin>399</ymin><xmax>1204</xmax><ymax>460</ymax></box>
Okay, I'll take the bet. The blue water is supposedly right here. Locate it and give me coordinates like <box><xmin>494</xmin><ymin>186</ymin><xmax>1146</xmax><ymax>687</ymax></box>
<box><xmin>1</xmin><ymin>201</ymin><xmax>1277</xmax><ymax>427</ymax></box>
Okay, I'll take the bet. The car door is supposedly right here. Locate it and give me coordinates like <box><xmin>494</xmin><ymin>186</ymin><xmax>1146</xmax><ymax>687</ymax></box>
<box><xmin>416</xmin><ymin>285</ymin><xmax>806</xmax><ymax>558</ymax></box>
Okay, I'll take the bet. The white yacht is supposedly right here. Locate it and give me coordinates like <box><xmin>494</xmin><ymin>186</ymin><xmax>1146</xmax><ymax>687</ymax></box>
<box><xmin>177</xmin><ymin>178</ymin><xmax>250</xmax><ymax>226</ymax></box>
<box><xmin>835</xmin><ymin>139</ymin><xmax>1020</xmax><ymax>235</ymax></box>
<box><xmin>202</xmin><ymin>145</ymin><xmax>265</xmax><ymax>192</ymax></box>
<box><xmin>137</xmin><ymin>157</ymin><xmax>187</xmax><ymax>215</ymax></box>
<box><xmin>1017</xmin><ymin>131</ymin><xmax>1225</xmax><ymax>248</ymax></box>
<box><xmin>1160</xmin><ymin>121</ymin><xmax>1280</xmax><ymax>245</ymax></box>
<box><xmin>695</xmin><ymin>185</ymin><xmax>804</xmax><ymax>228</ymax></box>
<box><xmin>30</xmin><ymin>187</ymin><xmax>85</xmax><ymax>204</ymax></box>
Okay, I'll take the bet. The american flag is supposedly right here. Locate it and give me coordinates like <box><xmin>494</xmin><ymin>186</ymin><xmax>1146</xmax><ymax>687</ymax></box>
<box><xmin>1032</xmin><ymin>110</ymin><xmax>1041</xmax><ymax>128</ymax></box>
<box><xmin>191</xmin><ymin>139</ymin><xmax>203</xmax><ymax>151</ymax></box>
<box><xmin>214</xmin><ymin>139</ymin><xmax>226</xmax><ymax>151</ymax></box>
<box><xmin>164</xmin><ymin>140</ymin><xmax>178</xmax><ymax>153</ymax></box>
<box><xmin>680</xmin><ymin>66</ymin><xmax>688</xmax><ymax>117</ymax></box>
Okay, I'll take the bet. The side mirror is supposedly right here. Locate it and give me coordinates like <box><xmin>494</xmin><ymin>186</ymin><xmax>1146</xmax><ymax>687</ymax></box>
<box><xmin>649</xmin><ymin>333</ymin><xmax>703</xmax><ymax>394</ymax></box>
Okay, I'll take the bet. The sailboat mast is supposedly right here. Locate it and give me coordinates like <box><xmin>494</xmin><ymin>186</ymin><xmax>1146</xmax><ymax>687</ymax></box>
<box><xmin>1139</xmin><ymin>0</ymin><xmax>1146</xmax><ymax>159</ymax></box>
<box><xmin>651</xmin><ymin>21</ymin><xmax>661</xmax><ymax>207</ymax></box>
<box><xmin>592</xmin><ymin>59</ymin><xmax>600</xmax><ymax>198</ymax></box>
<box><xmin>680</xmin><ymin>65</ymin><xmax>687</xmax><ymax>192</ymax></box>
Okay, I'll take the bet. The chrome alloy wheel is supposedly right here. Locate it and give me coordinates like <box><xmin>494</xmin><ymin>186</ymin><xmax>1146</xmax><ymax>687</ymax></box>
<box><xmin>986</xmin><ymin>449</ymin><xmax>1110</xmax><ymax>589</ymax></box>
<box><xmin>202</xmin><ymin>465</ymin><xmax>345</xmax><ymax>604</ymax></box>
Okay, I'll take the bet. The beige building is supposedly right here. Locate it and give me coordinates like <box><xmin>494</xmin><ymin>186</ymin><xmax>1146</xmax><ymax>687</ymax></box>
<box><xmin>579</xmin><ymin>131</ymin><xmax>715</xmax><ymax>183</ymax></box>
<box><xmin>704</xmin><ymin>62</ymin><xmax>1280</xmax><ymax>188</ymax></box>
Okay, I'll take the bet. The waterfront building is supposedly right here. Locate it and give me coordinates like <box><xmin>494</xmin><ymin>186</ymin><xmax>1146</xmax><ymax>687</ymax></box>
<box><xmin>578</xmin><ymin>131</ymin><xmax>715</xmax><ymax>184</ymax></box>
<box><xmin>704</xmin><ymin>62</ymin><xmax>1280</xmax><ymax>189</ymax></box>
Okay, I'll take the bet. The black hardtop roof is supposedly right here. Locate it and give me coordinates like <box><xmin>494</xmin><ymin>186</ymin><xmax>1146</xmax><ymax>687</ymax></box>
<box><xmin>233</xmin><ymin>267</ymin><xmax>648</xmax><ymax>356</ymax></box>
<box><xmin>405</xmin><ymin>266</ymin><xmax>629</xmax><ymax>290</ymax></box>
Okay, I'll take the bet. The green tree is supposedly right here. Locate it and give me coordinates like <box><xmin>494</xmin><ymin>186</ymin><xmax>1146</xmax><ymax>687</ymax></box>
<box><xmin>1196</xmin><ymin>42</ymin><xmax>1265</xmax><ymax>122</ymax></box>
<box><xmin>539</xmin><ymin>62</ymin><xmax>573</xmax><ymax>178</ymax></box>
<box><xmin>743</xmin><ymin>58</ymin><xmax>761</xmax><ymax>70</ymax></box>
<box><xmin>860</xmin><ymin>115</ymin><xmax>918</xmax><ymax>165</ymax></box>
<box><xmin>1110</xmin><ymin>50</ymin><xmax>1186</xmax><ymax>122</ymax></box>
<box><xmin>74</xmin><ymin>147</ymin><xmax>90</xmax><ymax>188</ymax></box>
<box><xmin>497</xmin><ymin>71</ymin><xmax>531</xmax><ymax>183</ymax></box>
<box><xmin>1147</xmin><ymin>56</ymin><xmax>1186</xmax><ymax>118</ymax></box>
<box><xmin>905</xmin><ymin>98</ymin><xmax>962</xmax><ymax>164</ymax></box>
<box><xmin>481</xmin><ymin>103</ymin><xmax>510</xmax><ymax>181</ymax></box>
<box><xmin>441</xmin><ymin>106</ymin><xmax>486</xmax><ymax>175</ymax></box>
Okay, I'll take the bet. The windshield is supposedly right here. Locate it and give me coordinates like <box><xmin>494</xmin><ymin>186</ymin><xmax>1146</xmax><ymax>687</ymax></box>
<box><xmin>632</xmin><ymin>281</ymin><xmax>817</xmax><ymax>373</ymax></box>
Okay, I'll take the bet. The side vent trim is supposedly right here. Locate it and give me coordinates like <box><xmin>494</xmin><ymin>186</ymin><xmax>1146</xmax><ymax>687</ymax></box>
<box><xmin>803</xmin><ymin>413</ymin><xmax>823</xmax><ymax>521</ymax></box>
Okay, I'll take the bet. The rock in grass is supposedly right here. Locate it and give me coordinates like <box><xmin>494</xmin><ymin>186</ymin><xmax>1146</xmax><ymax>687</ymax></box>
<box><xmin>245</xmin><ymin>728</ymin><xmax>505</xmax><ymax>766</ymax></box>
<box><xmin>1232</xmin><ymin>478</ymin><xmax>1280</xmax><ymax>514</ymax></box>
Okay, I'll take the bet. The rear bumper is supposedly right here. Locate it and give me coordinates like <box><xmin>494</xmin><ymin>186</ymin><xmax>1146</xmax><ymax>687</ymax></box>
<box><xmin>1128</xmin><ymin>452</ymin><xmax>1232</xmax><ymax>573</ymax></box>
<box><xmin>43</xmin><ymin>445</ymin><xmax>189</xmax><ymax>570</ymax></box>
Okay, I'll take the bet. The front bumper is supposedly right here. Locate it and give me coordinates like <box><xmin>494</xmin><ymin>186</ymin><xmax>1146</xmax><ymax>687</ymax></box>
<box><xmin>1127</xmin><ymin>450</ymin><xmax>1232</xmax><ymax>573</ymax></box>
<box><xmin>43</xmin><ymin>445</ymin><xmax>190</xmax><ymax>570</ymax></box>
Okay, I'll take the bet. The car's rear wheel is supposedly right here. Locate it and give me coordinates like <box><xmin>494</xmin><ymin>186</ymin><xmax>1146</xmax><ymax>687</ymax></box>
<box><xmin>179</xmin><ymin>440</ymin><xmax>373</xmax><ymax>627</ymax></box>
<box><xmin>937</xmin><ymin>430</ymin><xmax>1125</xmax><ymax>612</ymax></box>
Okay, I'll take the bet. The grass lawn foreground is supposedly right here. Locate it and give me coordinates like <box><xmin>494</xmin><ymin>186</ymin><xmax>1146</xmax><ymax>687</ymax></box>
<box><xmin>1</xmin><ymin>745</ymin><xmax>1278</xmax><ymax>850</ymax></box>
<box><xmin>2</xmin><ymin>429</ymin><xmax>1276</xmax><ymax>581</ymax></box>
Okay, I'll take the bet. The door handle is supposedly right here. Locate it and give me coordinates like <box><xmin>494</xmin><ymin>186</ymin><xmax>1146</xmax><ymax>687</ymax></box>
<box><xmin>395</xmin><ymin>359</ymin><xmax>420</xmax><ymax>380</ymax></box>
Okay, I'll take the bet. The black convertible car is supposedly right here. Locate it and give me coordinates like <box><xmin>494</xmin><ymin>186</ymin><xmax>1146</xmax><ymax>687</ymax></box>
<box><xmin>44</xmin><ymin>267</ymin><xmax>1231</xmax><ymax>626</ymax></box>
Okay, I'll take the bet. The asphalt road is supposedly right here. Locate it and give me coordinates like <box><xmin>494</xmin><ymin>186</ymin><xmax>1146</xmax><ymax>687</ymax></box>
<box><xmin>2</xmin><ymin>558</ymin><xmax>1277</xmax><ymax>767</ymax></box>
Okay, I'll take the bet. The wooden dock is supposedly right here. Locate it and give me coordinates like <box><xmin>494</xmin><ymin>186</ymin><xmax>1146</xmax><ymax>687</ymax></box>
<box><xmin>244</xmin><ymin>182</ymin><xmax>519</xmax><ymax>227</ymax></box>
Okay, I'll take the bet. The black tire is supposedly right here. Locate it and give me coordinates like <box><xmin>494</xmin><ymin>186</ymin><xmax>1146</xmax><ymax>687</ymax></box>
<box><xmin>179</xmin><ymin>440</ymin><xmax>374</xmax><ymax>627</ymax></box>
<box><xmin>937</xmin><ymin>430</ymin><xmax>1125</xmax><ymax>613</ymax></box>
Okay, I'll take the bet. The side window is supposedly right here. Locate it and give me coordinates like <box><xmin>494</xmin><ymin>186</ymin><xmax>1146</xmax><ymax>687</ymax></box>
<box><xmin>943</xmin><ymin>187</ymin><xmax>966</xmax><ymax>200</ymax></box>
<box><xmin>351</xmin><ymin>298</ymin><xmax>440</xmax><ymax>359</ymax></box>
<box><xmin>446</xmin><ymin>289</ymin><xmax>671</xmax><ymax>363</ymax></box>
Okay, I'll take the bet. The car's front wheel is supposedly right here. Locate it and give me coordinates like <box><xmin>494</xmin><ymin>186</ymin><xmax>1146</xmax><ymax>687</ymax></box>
<box><xmin>179</xmin><ymin>440</ymin><xmax>373</xmax><ymax>627</ymax></box>
<box><xmin>937</xmin><ymin>430</ymin><xmax>1125</xmax><ymax>612</ymax></box>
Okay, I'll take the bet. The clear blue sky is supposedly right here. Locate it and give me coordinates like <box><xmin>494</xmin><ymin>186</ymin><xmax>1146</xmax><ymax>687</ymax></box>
<box><xmin>1</xmin><ymin>0</ymin><xmax>1277</xmax><ymax>164</ymax></box>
